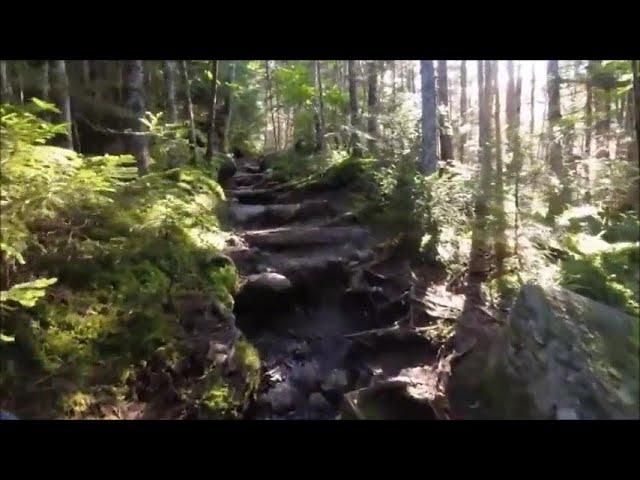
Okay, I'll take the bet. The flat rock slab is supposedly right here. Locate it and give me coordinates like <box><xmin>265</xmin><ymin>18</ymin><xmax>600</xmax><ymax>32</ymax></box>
<box><xmin>228</xmin><ymin>200</ymin><xmax>334</xmax><ymax>228</ymax></box>
<box><xmin>243</xmin><ymin>226</ymin><xmax>370</xmax><ymax>250</ymax></box>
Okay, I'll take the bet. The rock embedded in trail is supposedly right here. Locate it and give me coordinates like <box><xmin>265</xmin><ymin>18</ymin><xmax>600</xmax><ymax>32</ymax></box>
<box><xmin>465</xmin><ymin>283</ymin><xmax>640</xmax><ymax>420</ymax></box>
<box><xmin>228</xmin><ymin>199</ymin><xmax>334</xmax><ymax>228</ymax></box>
<box><xmin>308</xmin><ymin>392</ymin><xmax>332</xmax><ymax>412</ymax></box>
<box><xmin>234</xmin><ymin>272</ymin><xmax>294</xmax><ymax>314</ymax></box>
<box><xmin>217</xmin><ymin>155</ymin><xmax>237</xmax><ymax>185</ymax></box>
<box><xmin>243</xmin><ymin>226</ymin><xmax>370</xmax><ymax>250</ymax></box>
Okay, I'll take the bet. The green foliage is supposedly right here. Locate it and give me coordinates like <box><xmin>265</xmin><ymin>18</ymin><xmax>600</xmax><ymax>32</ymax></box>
<box><xmin>0</xmin><ymin>102</ymin><xmax>248</xmax><ymax>419</ymax></box>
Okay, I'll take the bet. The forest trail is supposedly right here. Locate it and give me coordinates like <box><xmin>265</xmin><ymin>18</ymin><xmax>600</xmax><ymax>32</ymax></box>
<box><xmin>222</xmin><ymin>156</ymin><xmax>466</xmax><ymax>420</ymax></box>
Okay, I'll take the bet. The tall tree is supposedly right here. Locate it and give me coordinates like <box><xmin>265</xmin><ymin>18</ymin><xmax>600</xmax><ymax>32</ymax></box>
<box><xmin>530</xmin><ymin>64</ymin><xmax>536</xmax><ymax>135</ymax></box>
<box><xmin>366</xmin><ymin>60</ymin><xmax>379</xmax><ymax>153</ymax></box>
<box><xmin>459</xmin><ymin>60</ymin><xmax>468</xmax><ymax>161</ymax></box>
<box><xmin>420</xmin><ymin>60</ymin><xmax>437</xmax><ymax>174</ymax></box>
<box><xmin>122</xmin><ymin>60</ymin><xmax>149</xmax><ymax>174</ymax></box>
<box><xmin>633</xmin><ymin>60</ymin><xmax>640</xmax><ymax>163</ymax></box>
<box><xmin>315</xmin><ymin>60</ymin><xmax>326</xmax><ymax>152</ymax></box>
<box><xmin>41</xmin><ymin>61</ymin><xmax>50</xmax><ymax>101</ymax></box>
<box><xmin>213</xmin><ymin>61</ymin><xmax>237</xmax><ymax>154</ymax></box>
<box><xmin>493</xmin><ymin>61</ymin><xmax>507</xmax><ymax>269</ymax></box>
<box><xmin>163</xmin><ymin>61</ymin><xmax>178</xmax><ymax>124</ymax></box>
<box><xmin>348</xmin><ymin>60</ymin><xmax>361</xmax><ymax>156</ymax></box>
<box><xmin>264</xmin><ymin>60</ymin><xmax>279</xmax><ymax>150</ymax></box>
<box><xmin>51</xmin><ymin>60</ymin><xmax>73</xmax><ymax>150</ymax></box>
<box><xmin>0</xmin><ymin>60</ymin><xmax>13</xmax><ymax>101</ymax></box>
<box><xmin>181</xmin><ymin>61</ymin><xmax>198</xmax><ymax>164</ymax></box>
<box><xmin>205</xmin><ymin>61</ymin><xmax>219</xmax><ymax>163</ymax></box>
<box><xmin>546</xmin><ymin>60</ymin><xmax>566</xmax><ymax>219</ymax></box>
<box><xmin>437</xmin><ymin>61</ymin><xmax>453</xmax><ymax>160</ymax></box>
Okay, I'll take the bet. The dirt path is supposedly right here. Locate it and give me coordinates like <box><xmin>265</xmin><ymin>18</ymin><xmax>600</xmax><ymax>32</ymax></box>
<box><xmin>222</xmin><ymin>157</ymin><xmax>465</xmax><ymax>420</ymax></box>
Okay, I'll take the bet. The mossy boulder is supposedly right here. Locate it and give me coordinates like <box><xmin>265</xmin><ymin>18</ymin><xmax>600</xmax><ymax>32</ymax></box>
<box><xmin>477</xmin><ymin>283</ymin><xmax>639</xmax><ymax>419</ymax></box>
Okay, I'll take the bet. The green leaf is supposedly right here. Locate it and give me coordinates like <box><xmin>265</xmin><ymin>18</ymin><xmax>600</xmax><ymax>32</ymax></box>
<box><xmin>0</xmin><ymin>333</ymin><xmax>15</xmax><ymax>343</ymax></box>
<box><xmin>0</xmin><ymin>277</ymin><xmax>58</xmax><ymax>308</ymax></box>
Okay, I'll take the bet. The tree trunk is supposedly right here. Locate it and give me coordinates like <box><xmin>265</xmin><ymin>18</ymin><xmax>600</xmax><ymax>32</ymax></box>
<box><xmin>163</xmin><ymin>61</ymin><xmax>178</xmax><ymax>124</ymax></box>
<box><xmin>0</xmin><ymin>60</ymin><xmax>13</xmax><ymax>102</ymax></box>
<box><xmin>315</xmin><ymin>60</ymin><xmax>326</xmax><ymax>152</ymax></box>
<box><xmin>366</xmin><ymin>61</ymin><xmax>379</xmax><ymax>153</ymax></box>
<box><xmin>437</xmin><ymin>60</ymin><xmax>453</xmax><ymax>160</ymax></box>
<box><xmin>420</xmin><ymin>60</ymin><xmax>437</xmax><ymax>174</ymax></box>
<box><xmin>265</xmin><ymin>60</ymin><xmax>279</xmax><ymax>150</ymax></box>
<box><xmin>123</xmin><ymin>60</ymin><xmax>149</xmax><ymax>174</ymax></box>
<box><xmin>530</xmin><ymin>64</ymin><xmax>536</xmax><ymax>135</ymax></box>
<box><xmin>493</xmin><ymin>61</ymin><xmax>506</xmax><ymax>270</ymax></box>
<box><xmin>546</xmin><ymin>60</ymin><xmax>566</xmax><ymax>219</ymax></box>
<box><xmin>205</xmin><ymin>60</ymin><xmax>219</xmax><ymax>163</ymax></box>
<box><xmin>41</xmin><ymin>60</ymin><xmax>50</xmax><ymax>101</ymax></box>
<box><xmin>181</xmin><ymin>61</ymin><xmax>198</xmax><ymax>164</ymax></box>
<box><xmin>632</xmin><ymin>60</ymin><xmax>639</xmax><ymax>164</ymax></box>
<box><xmin>585</xmin><ymin>74</ymin><xmax>593</xmax><ymax>156</ymax></box>
<box><xmin>459</xmin><ymin>60</ymin><xmax>468</xmax><ymax>161</ymax></box>
<box><xmin>348</xmin><ymin>60</ymin><xmax>361</xmax><ymax>156</ymax></box>
<box><xmin>51</xmin><ymin>60</ymin><xmax>74</xmax><ymax>150</ymax></box>
<box><xmin>213</xmin><ymin>61</ymin><xmax>236</xmax><ymax>154</ymax></box>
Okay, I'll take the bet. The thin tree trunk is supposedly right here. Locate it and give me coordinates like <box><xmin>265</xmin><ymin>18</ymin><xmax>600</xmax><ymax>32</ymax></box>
<box><xmin>0</xmin><ymin>60</ymin><xmax>13</xmax><ymax>102</ymax></box>
<box><xmin>265</xmin><ymin>61</ymin><xmax>279</xmax><ymax>150</ymax></box>
<box><xmin>51</xmin><ymin>60</ymin><xmax>74</xmax><ymax>150</ymax></box>
<box><xmin>123</xmin><ymin>60</ymin><xmax>149</xmax><ymax>174</ymax></box>
<box><xmin>437</xmin><ymin>60</ymin><xmax>453</xmax><ymax>160</ymax></box>
<box><xmin>366</xmin><ymin>60</ymin><xmax>379</xmax><ymax>153</ymax></box>
<box><xmin>163</xmin><ymin>61</ymin><xmax>178</xmax><ymax>124</ymax></box>
<box><xmin>585</xmin><ymin>74</ymin><xmax>593</xmax><ymax>156</ymax></box>
<box><xmin>459</xmin><ymin>60</ymin><xmax>468</xmax><ymax>161</ymax></box>
<box><xmin>181</xmin><ymin>60</ymin><xmax>198</xmax><ymax>164</ymax></box>
<box><xmin>315</xmin><ymin>60</ymin><xmax>326</xmax><ymax>152</ymax></box>
<box><xmin>205</xmin><ymin>60</ymin><xmax>219</xmax><ymax>163</ymax></box>
<box><xmin>420</xmin><ymin>60</ymin><xmax>437</xmax><ymax>174</ymax></box>
<box><xmin>530</xmin><ymin>64</ymin><xmax>536</xmax><ymax>135</ymax></box>
<box><xmin>632</xmin><ymin>61</ymin><xmax>639</xmax><ymax>158</ymax></box>
<box><xmin>40</xmin><ymin>60</ymin><xmax>50</xmax><ymax>101</ymax></box>
<box><xmin>348</xmin><ymin>60</ymin><xmax>361</xmax><ymax>156</ymax></box>
<box><xmin>546</xmin><ymin>60</ymin><xmax>566</xmax><ymax>219</ymax></box>
<box><xmin>493</xmin><ymin>61</ymin><xmax>506</xmax><ymax>271</ymax></box>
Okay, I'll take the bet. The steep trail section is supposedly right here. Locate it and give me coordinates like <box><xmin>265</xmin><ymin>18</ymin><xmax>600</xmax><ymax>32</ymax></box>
<box><xmin>222</xmin><ymin>156</ymin><xmax>460</xmax><ymax>420</ymax></box>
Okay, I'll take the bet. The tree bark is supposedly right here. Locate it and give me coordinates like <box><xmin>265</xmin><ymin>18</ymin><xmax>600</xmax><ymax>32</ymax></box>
<box><xmin>459</xmin><ymin>60</ymin><xmax>468</xmax><ymax>161</ymax></box>
<box><xmin>213</xmin><ymin>61</ymin><xmax>236</xmax><ymax>154</ymax></box>
<box><xmin>633</xmin><ymin>60</ymin><xmax>640</xmax><ymax>164</ymax></box>
<box><xmin>367</xmin><ymin>60</ymin><xmax>379</xmax><ymax>153</ymax></box>
<box><xmin>51</xmin><ymin>60</ymin><xmax>74</xmax><ymax>150</ymax></box>
<box><xmin>348</xmin><ymin>60</ymin><xmax>362</xmax><ymax>156</ymax></box>
<box><xmin>265</xmin><ymin>60</ymin><xmax>279</xmax><ymax>150</ymax></box>
<box><xmin>546</xmin><ymin>60</ymin><xmax>566</xmax><ymax>219</ymax></box>
<box><xmin>41</xmin><ymin>60</ymin><xmax>50</xmax><ymax>101</ymax></box>
<box><xmin>205</xmin><ymin>60</ymin><xmax>219</xmax><ymax>163</ymax></box>
<box><xmin>315</xmin><ymin>60</ymin><xmax>326</xmax><ymax>152</ymax></box>
<box><xmin>123</xmin><ymin>60</ymin><xmax>149</xmax><ymax>174</ymax></box>
<box><xmin>530</xmin><ymin>65</ymin><xmax>536</xmax><ymax>135</ymax></box>
<box><xmin>181</xmin><ymin>61</ymin><xmax>198</xmax><ymax>164</ymax></box>
<box><xmin>420</xmin><ymin>60</ymin><xmax>437</xmax><ymax>174</ymax></box>
<box><xmin>493</xmin><ymin>61</ymin><xmax>506</xmax><ymax>270</ymax></box>
<box><xmin>437</xmin><ymin>60</ymin><xmax>453</xmax><ymax>160</ymax></box>
<box><xmin>0</xmin><ymin>60</ymin><xmax>13</xmax><ymax>102</ymax></box>
<box><xmin>163</xmin><ymin>61</ymin><xmax>178</xmax><ymax>124</ymax></box>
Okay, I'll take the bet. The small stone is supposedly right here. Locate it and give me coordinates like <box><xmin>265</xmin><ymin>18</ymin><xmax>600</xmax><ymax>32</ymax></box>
<box><xmin>213</xmin><ymin>353</ymin><xmax>228</xmax><ymax>367</ymax></box>
<box><xmin>556</xmin><ymin>407</ymin><xmax>579</xmax><ymax>420</ymax></box>
<box><xmin>261</xmin><ymin>383</ymin><xmax>296</xmax><ymax>414</ymax></box>
<box><xmin>308</xmin><ymin>392</ymin><xmax>331</xmax><ymax>412</ymax></box>
<box><xmin>321</xmin><ymin>369</ymin><xmax>349</xmax><ymax>393</ymax></box>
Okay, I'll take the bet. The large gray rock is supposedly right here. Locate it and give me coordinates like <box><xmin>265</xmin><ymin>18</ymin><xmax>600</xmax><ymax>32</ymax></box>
<box><xmin>477</xmin><ymin>283</ymin><xmax>639</xmax><ymax>419</ymax></box>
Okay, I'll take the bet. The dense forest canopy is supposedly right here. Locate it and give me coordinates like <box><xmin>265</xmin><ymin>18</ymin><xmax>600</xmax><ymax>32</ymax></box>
<box><xmin>1</xmin><ymin>59</ymin><xmax>638</xmax><ymax>420</ymax></box>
